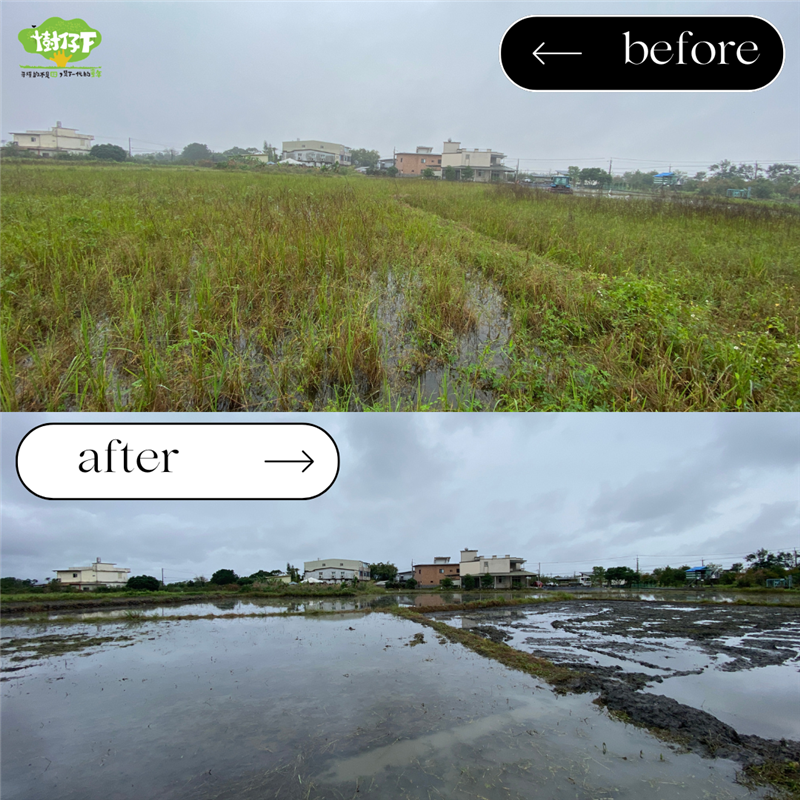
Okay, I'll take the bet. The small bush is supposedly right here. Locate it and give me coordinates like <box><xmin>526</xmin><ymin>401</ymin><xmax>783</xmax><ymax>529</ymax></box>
<box><xmin>210</xmin><ymin>569</ymin><xmax>238</xmax><ymax>585</ymax></box>
<box><xmin>127</xmin><ymin>575</ymin><xmax>161</xmax><ymax>591</ymax></box>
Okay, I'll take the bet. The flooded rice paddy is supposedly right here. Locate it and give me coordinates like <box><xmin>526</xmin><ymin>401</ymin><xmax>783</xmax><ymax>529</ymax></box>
<box><xmin>20</xmin><ymin>589</ymin><xmax>797</xmax><ymax>624</ymax></box>
<box><xmin>3</xmin><ymin>603</ymin><xmax>794</xmax><ymax>799</ymax></box>
<box><xmin>435</xmin><ymin>600</ymin><xmax>800</xmax><ymax>743</ymax></box>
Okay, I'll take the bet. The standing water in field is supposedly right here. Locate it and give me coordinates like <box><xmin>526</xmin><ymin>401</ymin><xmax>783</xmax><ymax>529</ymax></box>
<box><xmin>1</xmin><ymin>612</ymin><xmax>769</xmax><ymax>799</ymax></box>
<box><xmin>434</xmin><ymin>600</ymin><xmax>800</xmax><ymax>742</ymax></box>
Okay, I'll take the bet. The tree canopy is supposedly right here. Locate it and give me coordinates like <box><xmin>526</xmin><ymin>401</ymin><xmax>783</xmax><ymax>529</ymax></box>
<box><xmin>579</xmin><ymin>167</ymin><xmax>611</xmax><ymax>186</ymax></box>
<box><xmin>210</xmin><ymin>568</ymin><xmax>239</xmax><ymax>585</ymax></box>
<box><xmin>127</xmin><ymin>574</ymin><xmax>160</xmax><ymax>591</ymax></box>
<box><xmin>91</xmin><ymin>143</ymin><xmax>127</xmax><ymax>162</ymax></box>
<box><xmin>350</xmin><ymin>149</ymin><xmax>380</xmax><ymax>169</ymax></box>
<box><xmin>605</xmin><ymin>566</ymin><xmax>638</xmax><ymax>587</ymax></box>
<box><xmin>369</xmin><ymin>562</ymin><xmax>398</xmax><ymax>582</ymax></box>
<box><xmin>222</xmin><ymin>146</ymin><xmax>259</xmax><ymax>158</ymax></box>
<box><xmin>181</xmin><ymin>143</ymin><xmax>213</xmax><ymax>163</ymax></box>
<box><xmin>0</xmin><ymin>576</ymin><xmax>37</xmax><ymax>591</ymax></box>
<box><xmin>745</xmin><ymin>549</ymin><xmax>794</xmax><ymax>571</ymax></box>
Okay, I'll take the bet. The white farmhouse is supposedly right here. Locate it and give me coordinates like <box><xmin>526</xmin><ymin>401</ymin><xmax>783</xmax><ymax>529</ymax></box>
<box><xmin>459</xmin><ymin>548</ymin><xmax>536</xmax><ymax>588</ymax></box>
<box><xmin>54</xmin><ymin>558</ymin><xmax>130</xmax><ymax>590</ymax></box>
<box><xmin>281</xmin><ymin>139</ymin><xmax>352</xmax><ymax>167</ymax></box>
<box><xmin>303</xmin><ymin>558</ymin><xmax>370</xmax><ymax>583</ymax></box>
<box><xmin>10</xmin><ymin>121</ymin><xmax>93</xmax><ymax>156</ymax></box>
<box><xmin>441</xmin><ymin>140</ymin><xmax>513</xmax><ymax>182</ymax></box>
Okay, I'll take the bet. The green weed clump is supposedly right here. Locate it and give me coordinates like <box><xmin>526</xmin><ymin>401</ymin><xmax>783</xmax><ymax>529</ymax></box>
<box><xmin>740</xmin><ymin>760</ymin><xmax>800</xmax><ymax>797</ymax></box>
<box><xmin>392</xmin><ymin>606</ymin><xmax>578</xmax><ymax>687</ymax></box>
<box><xmin>3</xmin><ymin>165</ymin><xmax>798</xmax><ymax>410</ymax></box>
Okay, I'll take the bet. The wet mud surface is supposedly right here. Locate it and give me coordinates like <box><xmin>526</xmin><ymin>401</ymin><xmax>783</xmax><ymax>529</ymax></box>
<box><xmin>1</xmin><ymin>633</ymin><xmax>136</xmax><ymax>664</ymax></box>
<box><xmin>432</xmin><ymin>600</ymin><xmax>800</xmax><ymax>773</ymax></box>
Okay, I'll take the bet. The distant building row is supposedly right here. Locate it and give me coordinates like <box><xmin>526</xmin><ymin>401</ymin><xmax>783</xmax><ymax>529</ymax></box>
<box><xmin>234</xmin><ymin>138</ymin><xmax>514</xmax><ymax>182</ymax></box>
<box><xmin>391</xmin><ymin>142</ymin><xmax>513</xmax><ymax>182</ymax></box>
<box><xmin>411</xmin><ymin>549</ymin><xmax>537</xmax><ymax>588</ymax></box>
<box><xmin>46</xmin><ymin>555</ymin><xmax>731</xmax><ymax>591</ymax></box>
<box><xmin>7</xmin><ymin>125</ymin><xmax>513</xmax><ymax>182</ymax></box>
<box><xmin>49</xmin><ymin>550</ymin><xmax>533</xmax><ymax>590</ymax></box>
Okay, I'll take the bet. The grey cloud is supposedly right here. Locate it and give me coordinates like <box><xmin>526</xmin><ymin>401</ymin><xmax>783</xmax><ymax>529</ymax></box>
<box><xmin>2</xmin><ymin>412</ymin><xmax>798</xmax><ymax>583</ymax></box>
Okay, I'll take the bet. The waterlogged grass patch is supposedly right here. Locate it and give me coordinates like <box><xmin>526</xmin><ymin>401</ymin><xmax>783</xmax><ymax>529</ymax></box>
<box><xmin>740</xmin><ymin>760</ymin><xmax>800</xmax><ymax>798</ymax></box>
<box><xmin>410</xmin><ymin>593</ymin><xmax>575</xmax><ymax>614</ymax></box>
<box><xmin>392</xmin><ymin>606</ymin><xmax>579</xmax><ymax>688</ymax></box>
<box><xmin>0</xmin><ymin>632</ymin><xmax>134</xmax><ymax>663</ymax></box>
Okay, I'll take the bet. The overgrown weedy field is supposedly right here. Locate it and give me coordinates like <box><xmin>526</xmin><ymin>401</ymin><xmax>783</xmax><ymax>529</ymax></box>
<box><xmin>2</xmin><ymin>164</ymin><xmax>798</xmax><ymax>410</ymax></box>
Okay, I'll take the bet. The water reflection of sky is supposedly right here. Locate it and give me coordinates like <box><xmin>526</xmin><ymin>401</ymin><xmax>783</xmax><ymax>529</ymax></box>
<box><xmin>441</xmin><ymin>604</ymin><xmax>800</xmax><ymax>741</ymax></box>
<box><xmin>1</xmin><ymin>614</ymin><xmax>765</xmax><ymax>800</ymax></box>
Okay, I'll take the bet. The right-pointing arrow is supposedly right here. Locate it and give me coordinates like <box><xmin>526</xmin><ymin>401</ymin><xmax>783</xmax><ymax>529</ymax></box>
<box><xmin>264</xmin><ymin>450</ymin><xmax>315</xmax><ymax>473</ymax></box>
<box><xmin>532</xmin><ymin>42</ymin><xmax>583</xmax><ymax>65</ymax></box>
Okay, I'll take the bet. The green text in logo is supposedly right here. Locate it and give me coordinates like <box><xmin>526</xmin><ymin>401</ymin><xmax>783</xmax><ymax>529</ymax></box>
<box><xmin>18</xmin><ymin>17</ymin><xmax>101</xmax><ymax>68</ymax></box>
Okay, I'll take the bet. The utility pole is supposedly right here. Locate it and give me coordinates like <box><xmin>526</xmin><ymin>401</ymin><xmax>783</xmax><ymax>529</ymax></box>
<box><xmin>128</xmin><ymin>137</ymin><xmax>132</xmax><ymax>158</ymax></box>
<box><xmin>161</xmin><ymin>568</ymin><xmax>164</xmax><ymax>588</ymax></box>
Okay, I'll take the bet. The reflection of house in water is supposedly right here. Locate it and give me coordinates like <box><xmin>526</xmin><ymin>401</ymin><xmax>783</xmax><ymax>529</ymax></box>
<box><xmin>412</xmin><ymin>594</ymin><xmax>450</xmax><ymax>607</ymax></box>
<box><xmin>459</xmin><ymin>549</ymin><xmax>536</xmax><ymax>588</ymax></box>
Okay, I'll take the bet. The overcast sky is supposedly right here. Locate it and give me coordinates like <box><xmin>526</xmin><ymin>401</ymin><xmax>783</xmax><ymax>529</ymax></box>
<box><xmin>3</xmin><ymin>1</ymin><xmax>798</xmax><ymax>173</ymax></box>
<box><xmin>2</xmin><ymin>413</ymin><xmax>798</xmax><ymax>583</ymax></box>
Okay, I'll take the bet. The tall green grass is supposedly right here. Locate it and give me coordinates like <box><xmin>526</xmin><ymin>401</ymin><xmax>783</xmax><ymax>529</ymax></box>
<box><xmin>2</xmin><ymin>164</ymin><xmax>798</xmax><ymax>410</ymax></box>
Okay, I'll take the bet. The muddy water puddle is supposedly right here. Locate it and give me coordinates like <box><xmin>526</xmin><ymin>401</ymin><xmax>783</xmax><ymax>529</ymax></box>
<box><xmin>1</xmin><ymin>613</ymin><xmax>764</xmax><ymax>800</ymax></box>
<box><xmin>375</xmin><ymin>270</ymin><xmax>512</xmax><ymax>410</ymax></box>
<box><xmin>435</xmin><ymin>600</ymin><xmax>800</xmax><ymax>741</ymax></box>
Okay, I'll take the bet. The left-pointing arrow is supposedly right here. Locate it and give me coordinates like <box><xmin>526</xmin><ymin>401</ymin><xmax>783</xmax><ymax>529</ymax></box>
<box><xmin>532</xmin><ymin>41</ymin><xmax>583</xmax><ymax>65</ymax></box>
<box><xmin>264</xmin><ymin>450</ymin><xmax>315</xmax><ymax>473</ymax></box>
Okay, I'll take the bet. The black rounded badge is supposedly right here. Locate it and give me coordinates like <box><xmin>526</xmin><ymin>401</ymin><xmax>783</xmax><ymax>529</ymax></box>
<box><xmin>500</xmin><ymin>16</ymin><xmax>784</xmax><ymax>91</ymax></box>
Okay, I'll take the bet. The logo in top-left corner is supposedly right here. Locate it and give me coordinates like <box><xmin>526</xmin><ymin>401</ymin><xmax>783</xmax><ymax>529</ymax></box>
<box><xmin>18</xmin><ymin>17</ymin><xmax>102</xmax><ymax>75</ymax></box>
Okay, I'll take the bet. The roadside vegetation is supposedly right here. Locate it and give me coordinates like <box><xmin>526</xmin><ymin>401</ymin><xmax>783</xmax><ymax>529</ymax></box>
<box><xmin>2</xmin><ymin>163</ymin><xmax>798</xmax><ymax>410</ymax></box>
<box><xmin>585</xmin><ymin>549</ymin><xmax>799</xmax><ymax>590</ymax></box>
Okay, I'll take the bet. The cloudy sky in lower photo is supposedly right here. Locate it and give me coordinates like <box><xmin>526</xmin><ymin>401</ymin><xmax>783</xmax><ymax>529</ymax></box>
<box><xmin>2</xmin><ymin>413</ymin><xmax>798</xmax><ymax>583</ymax></box>
<box><xmin>3</xmin><ymin>1</ymin><xmax>798</xmax><ymax>172</ymax></box>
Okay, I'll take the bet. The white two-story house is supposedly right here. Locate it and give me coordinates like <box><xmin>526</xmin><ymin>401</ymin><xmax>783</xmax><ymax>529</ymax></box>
<box><xmin>11</xmin><ymin>121</ymin><xmax>93</xmax><ymax>156</ymax></box>
<box><xmin>54</xmin><ymin>558</ymin><xmax>130</xmax><ymax>590</ymax></box>
<box><xmin>459</xmin><ymin>548</ymin><xmax>536</xmax><ymax>588</ymax></box>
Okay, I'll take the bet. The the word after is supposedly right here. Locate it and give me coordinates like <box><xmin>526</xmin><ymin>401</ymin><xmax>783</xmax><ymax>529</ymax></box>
<box><xmin>78</xmin><ymin>440</ymin><xmax>179</xmax><ymax>473</ymax></box>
